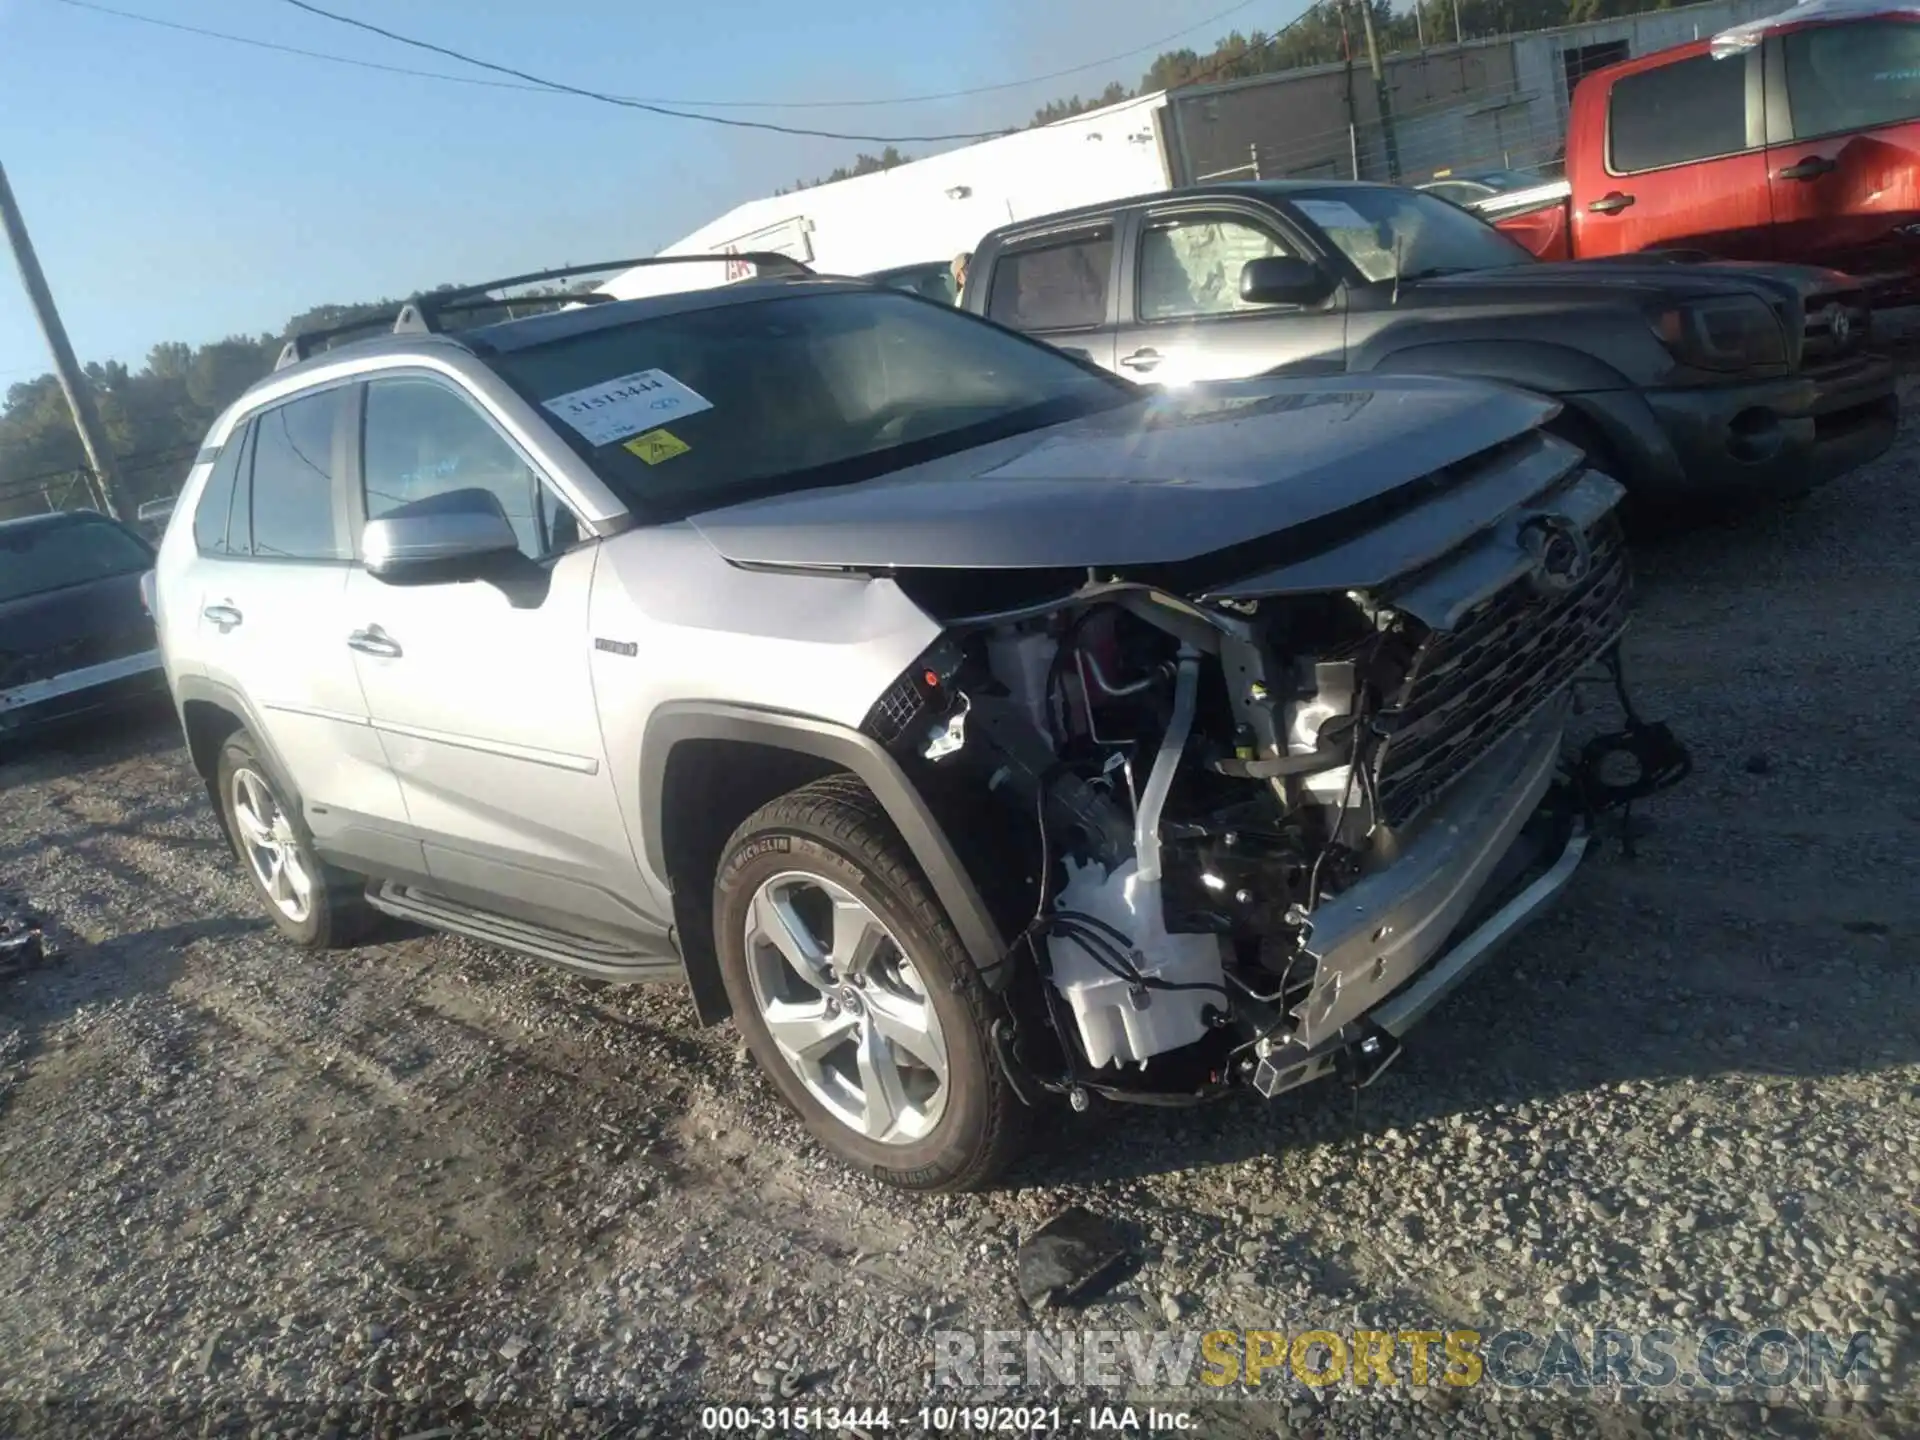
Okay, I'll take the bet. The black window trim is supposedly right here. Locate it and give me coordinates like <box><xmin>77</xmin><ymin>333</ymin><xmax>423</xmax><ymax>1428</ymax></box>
<box><xmin>351</xmin><ymin>367</ymin><xmax>591</xmax><ymax>568</ymax></box>
<box><xmin>191</xmin><ymin>422</ymin><xmax>249</xmax><ymax>559</ymax></box>
<box><xmin>983</xmin><ymin>219</ymin><xmax>1121</xmax><ymax>336</ymax></box>
<box><xmin>1127</xmin><ymin>201</ymin><xmax>1325</xmax><ymax>328</ymax></box>
<box><xmin>1604</xmin><ymin>46</ymin><xmax>1767</xmax><ymax>178</ymax></box>
<box><xmin>1762</xmin><ymin>22</ymin><xmax>1920</xmax><ymax>147</ymax></box>
<box><xmin>206</xmin><ymin>380</ymin><xmax>358</xmax><ymax>567</ymax></box>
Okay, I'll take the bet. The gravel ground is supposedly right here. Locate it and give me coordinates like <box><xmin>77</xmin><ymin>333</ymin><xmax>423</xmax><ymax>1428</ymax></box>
<box><xmin>3</xmin><ymin>400</ymin><xmax>1918</xmax><ymax>1440</ymax></box>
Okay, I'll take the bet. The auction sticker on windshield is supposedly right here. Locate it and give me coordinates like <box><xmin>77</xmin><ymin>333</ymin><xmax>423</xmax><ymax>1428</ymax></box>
<box><xmin>541</xmin><ymin>369</ymin><xmax>713</xmax><ymax>447</ymax></box>
<box><xmin>623</xmin><ymin>428</ymin><xmax>690</xmax><ymax>465</ymax></box>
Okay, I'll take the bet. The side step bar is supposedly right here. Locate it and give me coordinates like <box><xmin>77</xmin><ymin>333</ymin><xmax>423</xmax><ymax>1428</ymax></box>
<box><xmin>366</xmin><ymin>881</ymin><xmax>682</xmax><ymax>983</ymax></box>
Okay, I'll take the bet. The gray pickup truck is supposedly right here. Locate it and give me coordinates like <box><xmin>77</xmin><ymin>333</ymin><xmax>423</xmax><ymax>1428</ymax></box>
<box><xmin>960</xmin><ymin>180</ymin><xmax>1898</xmax><ymax>508</ymax></box>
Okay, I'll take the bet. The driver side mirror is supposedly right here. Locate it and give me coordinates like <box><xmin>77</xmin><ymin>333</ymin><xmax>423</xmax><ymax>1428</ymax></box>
<box><xmin>1239</xmin><ymin>256</ymin><xmax>1333</xmax><ymax>307</ymax></box>
<box><xmin>362</xmin><ymin>487</ymin><xmax>520</xmax><ymax>586</ymax></box>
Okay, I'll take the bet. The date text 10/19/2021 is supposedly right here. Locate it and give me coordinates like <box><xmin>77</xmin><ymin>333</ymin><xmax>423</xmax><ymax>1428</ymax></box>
<box><xmin>699</xmin><ymin>1406</ymin><xmax>1194</xmax><ymax>1432</ymax></box>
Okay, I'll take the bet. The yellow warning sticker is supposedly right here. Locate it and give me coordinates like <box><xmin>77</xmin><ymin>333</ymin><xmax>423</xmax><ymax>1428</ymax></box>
<box><xmin>623</xmin><ymin>428</ymin><xmax>690</xmax><ymax>465</ymax></box>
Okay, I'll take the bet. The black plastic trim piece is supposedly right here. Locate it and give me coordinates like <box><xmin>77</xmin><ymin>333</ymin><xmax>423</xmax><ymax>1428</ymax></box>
<box><xmin>173</xmin><ymin>676</ymin><xmax>301</xmax><ymax>805</ymax></box>
<box><xmin>640</xmin><ymin>702</ymin><xmax>1005</xmax><ymax>972</ymax></box>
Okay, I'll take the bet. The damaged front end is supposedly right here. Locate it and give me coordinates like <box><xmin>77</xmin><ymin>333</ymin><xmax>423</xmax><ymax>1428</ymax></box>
<box><xmin>858</xmin><ymin>429</ymin><xmax>1688</xmax><ymax>1111</ymax></box>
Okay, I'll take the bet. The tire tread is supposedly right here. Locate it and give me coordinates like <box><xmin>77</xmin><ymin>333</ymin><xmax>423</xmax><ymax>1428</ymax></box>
<box><xmin>717</xmin><ymin>773</ymin><xmax>1023</xmax><ymax>1192</ymax></box>
<box><xmin>217</xmin><ymin>731</ymin><xmax>371</xmax><ymax>950</ymax></box>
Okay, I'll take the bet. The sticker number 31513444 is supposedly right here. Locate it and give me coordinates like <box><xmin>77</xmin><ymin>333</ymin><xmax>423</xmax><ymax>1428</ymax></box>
<box><xmin>540</xmin><ymin>369</ymin><xmax>714</xmax><ymax>447</ymax></box>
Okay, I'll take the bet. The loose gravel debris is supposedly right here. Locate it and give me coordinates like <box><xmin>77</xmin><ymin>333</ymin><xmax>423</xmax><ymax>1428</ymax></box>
<box><xmin>3</xmin><ymin>398</ymin><xmax>1918</xmax><ymax>1438</ymax></box>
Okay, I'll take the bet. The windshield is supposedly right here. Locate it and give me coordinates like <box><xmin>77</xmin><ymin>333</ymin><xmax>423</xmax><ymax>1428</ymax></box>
<box><xmin>1286</xmin><ymin>186</ymin><xmax>1535</xmax><ymax>283</ymax></box>
<box><xmin>488</xmin><ymin>288</ymin><xmax>1131</xmax><ymax>516</ymax></box>
<box><xmin>873</xmin><ymin>264</ymin><xmax>959</xmax><ymax>305</ymax></box>
<box><xmin>0</xmin><ymin>517</ymin><xmax>152</xmax><ymax>604</ymax></box>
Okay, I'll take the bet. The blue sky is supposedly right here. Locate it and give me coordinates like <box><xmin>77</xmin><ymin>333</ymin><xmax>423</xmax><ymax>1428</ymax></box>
<box><xmin>0</xmin><ymin>0</ymin><xmax>1281</xmax><ymax>386</ymax></box>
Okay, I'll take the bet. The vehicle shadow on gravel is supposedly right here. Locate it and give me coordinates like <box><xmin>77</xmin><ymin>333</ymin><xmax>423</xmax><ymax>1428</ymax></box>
<box><xmin>0</xmin><ymin>789</ymin><xmax>227</xmax><ymax>877</ymax></box>
<box><xmin>0</xmin><ymin>696</ymin><xmax>183</xmax><ymax>797</ymax></box>
<box><xmin>0</xmin><ymin>913</ymin><xmax>269</xmax><ymax>1117</ymax></box>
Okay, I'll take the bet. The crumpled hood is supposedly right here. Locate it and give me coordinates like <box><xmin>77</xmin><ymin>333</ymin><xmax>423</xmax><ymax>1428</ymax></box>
<box><xmin>688</xmin><ymin>375</ymin><xmax>1558</xmax><ymax>570</ymax></box>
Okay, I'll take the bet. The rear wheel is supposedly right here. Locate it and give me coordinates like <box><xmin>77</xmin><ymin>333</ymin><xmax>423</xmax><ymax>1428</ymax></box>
<box><xmin>713</xmin><ymin>777</ymin><xmax>1024</xmax><ymax>1191</ymax></box>
<box><xmin>216</xmin><ymin>731</ymin><xmax>368</xmax><ymax>948</ymax></box>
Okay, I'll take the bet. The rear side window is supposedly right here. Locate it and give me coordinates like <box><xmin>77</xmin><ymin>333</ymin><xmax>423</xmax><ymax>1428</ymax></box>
<box><xmin>986</xmin><ymin>230</ymin><xmax>1113</xmax><ymax>331</ymax></box>
<box><xmin>1786</xmin><ymin>21</ymin><xmax>1920</xmax><ymax>139</ymax></box>
<box><xmin>1608</xmin><ymin>54</ymin><xmax>1749</xmax><ymax>172</ymax></box>
<box><xmin>245</xmin><ymin>389</ymin><xmax>347</xmax><ymax>561</ymax></box>
<box><xmin>191</xmin><ymin>426</ymin><xmax>249</xmax><ymax>555</ymax></box>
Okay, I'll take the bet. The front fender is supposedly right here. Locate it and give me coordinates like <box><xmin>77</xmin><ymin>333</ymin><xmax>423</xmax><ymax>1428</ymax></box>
<box><xmin>640</xmin><ymin>702</ymin><xmax>1006</xmax><ymax>975</ymax></box>
<box><xmin>1366</xmin><ymin>338</ymin><xmax>1633</xmax><ymax>395</ymax></box>
<box><xmin>1364</xmin><ymin>341</ymin><xmax>1682</xmax><ymax>490</ymax></box>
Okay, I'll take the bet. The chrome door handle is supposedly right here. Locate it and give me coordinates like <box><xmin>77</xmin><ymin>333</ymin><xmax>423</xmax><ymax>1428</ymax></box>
<box><xmin>202</xmin><ymin>603</ymin><xmax>242</xmax><ymax>632</ymax></box>
<box><xmin>1120</xmin><ymin>347</ymin><xmax>1164</xmax><ymax>371</ymax></box>
<box><xmin>347</xmin><ymin>627</ymin><xmax>403</xmax><ymax>659</ymax></box>
<box><xmin>1588</xmin><ymin>191</ymin><xmax>1635</xmax><ymax>215</ymax></box>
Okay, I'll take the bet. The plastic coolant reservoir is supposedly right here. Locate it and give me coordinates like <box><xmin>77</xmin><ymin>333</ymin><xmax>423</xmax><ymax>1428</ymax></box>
<box><xmin>1046</xmin><ymin>857</ymin><xmax>1227</xmax><ymax>1069</ymax></box>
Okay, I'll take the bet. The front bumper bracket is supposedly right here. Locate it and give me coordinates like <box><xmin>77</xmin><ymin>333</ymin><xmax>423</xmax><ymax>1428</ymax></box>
<box><xmin>1250</xmin><ymin>817</ymin><xmax>1590</xmax><ymax>1099</ymax></box>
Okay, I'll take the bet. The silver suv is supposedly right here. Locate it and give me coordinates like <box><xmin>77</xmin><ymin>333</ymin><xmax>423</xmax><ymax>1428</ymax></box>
<box><xmin>150</xmin><ymin>258</ymin><xmax>1683</xmax><ymax>1191</ymax></box>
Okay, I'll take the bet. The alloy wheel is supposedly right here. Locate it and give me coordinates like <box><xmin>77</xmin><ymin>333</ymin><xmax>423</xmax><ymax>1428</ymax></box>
<box><xmin>741</xmin><ymin>871</ymin><xmax>949</xmax><ymax>1144</ymax></box>
<box><xmin>230</xmin><ymin>767</ymin><xmax>313</xmax><ymax>924</ymax></box>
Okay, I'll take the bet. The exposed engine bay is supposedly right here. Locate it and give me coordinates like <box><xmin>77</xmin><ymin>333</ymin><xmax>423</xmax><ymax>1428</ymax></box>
<box><xmin>862</xmin><ymin>465</ymin><xmax>1690</xmax><ymax>1109</ymax></box>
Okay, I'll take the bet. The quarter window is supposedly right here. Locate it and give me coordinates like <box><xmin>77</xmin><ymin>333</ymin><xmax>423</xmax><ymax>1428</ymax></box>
<box><xmin>1786</xmin><ymin>21</ymin><xmax>1920</xmax><ymax>139</ymax></box>
<box><xmin>246</xmin><ymin>390</ymin><xmax>347</xmax><ymax>561</ymax></box>
<box><xmin>986</xmin><ymin>230</ymin><xmax>1113</xmax><ymax>331</ymax></box>
<box><xmin>361</xmin><ymin>377</ymin><xmax>566</xmax><ymax>560</ymax></box>
<box><xmin>1138</xmin><ymin>216</ymin><xmax>1294</xmax><ymax>320</ymax></box>
<box><xmin>192</xmin><ymin>425</ymin><xmax>249</xmax><ymax>555</ymax></box>
<box><xmin>1608</xmin><ymin>54</ymin><xmax>1750</xmax><ymax>173</ymax></box>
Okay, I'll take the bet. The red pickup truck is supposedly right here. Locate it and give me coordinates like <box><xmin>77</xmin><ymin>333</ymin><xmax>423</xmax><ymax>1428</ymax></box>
<box><xmin>1481</xmin><ymin>3</ymin><xmax>1920</xmax><ymax>303</ymax></box>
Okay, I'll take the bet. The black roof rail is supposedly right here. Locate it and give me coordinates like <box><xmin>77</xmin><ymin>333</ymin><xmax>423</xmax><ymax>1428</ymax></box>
<box><xmin>392</xmin><ymin>252</ymin><xmax>813</xmax><ymax>335</ymax></box>
<box><xmin>275</xmin><ymin>252</ymin><xmax>814</xmax><ymax>373</ymax></box>
<box><xmin>275</xmin><ymin>306</ymin><xmax>407</xmax><ymax>371</ymax></box>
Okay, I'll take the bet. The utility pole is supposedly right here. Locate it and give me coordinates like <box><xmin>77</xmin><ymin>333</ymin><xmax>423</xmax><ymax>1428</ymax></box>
<box><xmin>1453</xmin><ymin>0</ymin><xmax>1464</xmax><ymax>45</ymax></box>
<box><xmin>1339</xmin><ymin>0</ymin><xmax>1361</xmax><ymax>178</ymax></box>
<box><xmin>1355</xmin><ymin>0</ymin><xmax>1403</xmax><ymax>180</ymax></box>
<box><xmin>0</xmin><ymin>160</ymin><xmax>128</xmax><ymax>520</ymax></box>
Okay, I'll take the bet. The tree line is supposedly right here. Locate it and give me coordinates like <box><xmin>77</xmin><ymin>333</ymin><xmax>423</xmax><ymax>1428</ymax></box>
<box><xmin>0</xmin><ymin>290</ymin><xmax>582</xmax><ymax>519</ymax></box>
<box><xmin>787</xmin><ymin>0</ymin><xmax>1679</xmax><ymax>186</ymax></box>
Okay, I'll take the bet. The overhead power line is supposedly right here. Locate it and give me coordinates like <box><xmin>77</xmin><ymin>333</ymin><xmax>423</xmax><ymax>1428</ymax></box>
<box><xmin>274</xmin><ymin>0</ymin><xmax>1019</xmax><ymax>142</ymax></box>
<box><xmin>1174</xmin><ymin>6</ymin><xmax>1320</xmax><ymax>91</ymax></box>
<box><xmin>56</xmin><ymin>0</ymin><xmax>1279</xmax><ymax>112</ymax></box>
<box><xmin>53</xmin><ymin>0</ymin><xmax>569</xmax><ymax>96</ymax></box>
<box><xmin>782</xmin><ymin>0</ymin><xmax>1276</xmax><ymax>108</ymax></box>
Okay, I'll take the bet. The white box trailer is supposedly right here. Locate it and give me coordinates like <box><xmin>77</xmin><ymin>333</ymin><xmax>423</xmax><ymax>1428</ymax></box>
<box><xmin>599</xmin><ymin>91</ymin><xmax>1179</xmax><ymax>301</ymax></box>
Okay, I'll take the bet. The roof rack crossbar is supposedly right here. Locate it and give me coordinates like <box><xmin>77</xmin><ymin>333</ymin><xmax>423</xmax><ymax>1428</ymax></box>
<box><xmin>389</xmin><ymin>289</ymin><xmax>608</xmax><ymax>336</ymax></box>
<box><xmin>277</xmin><ymin>252</ymin><xmax>815</xmax><ymax>368</ymax></box>
<box><xmin>274</xmin><ymin>306</ymin><xmax>409</xmax><ymax>371</ymax></box>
